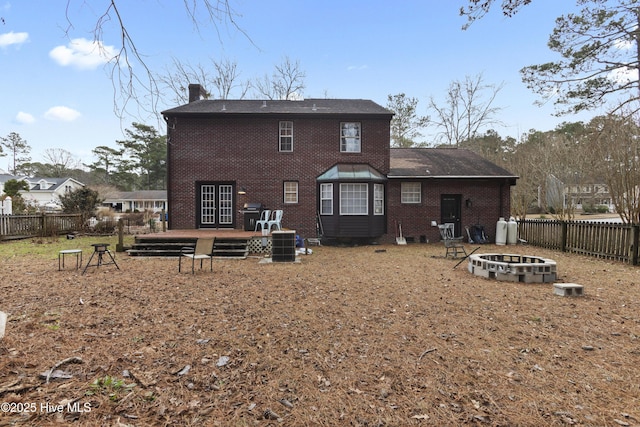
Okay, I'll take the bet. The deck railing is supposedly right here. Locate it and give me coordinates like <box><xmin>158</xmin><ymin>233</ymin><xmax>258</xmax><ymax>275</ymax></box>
<box><xmin>0</xmin><ymin>213</ymin><xmax>84</xmax><ymax>240</ymax></box>
<box><xmin>517</xmin><ymin>219</ymin><xmax>640</xmax><ymax>265</ymax></box>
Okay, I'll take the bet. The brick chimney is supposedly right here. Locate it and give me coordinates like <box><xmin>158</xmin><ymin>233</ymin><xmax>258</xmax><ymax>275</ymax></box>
<box><xmin>188</xmin><ymin>84</ymin><xmax>207</xmax><ymax>103</ymax></box>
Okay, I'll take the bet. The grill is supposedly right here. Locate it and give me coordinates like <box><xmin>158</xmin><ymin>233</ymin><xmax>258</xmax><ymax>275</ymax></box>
<box><xmin>242</xmin><ymin>203</ymin><xmax>264</xmax><ymax>231</ymax></box>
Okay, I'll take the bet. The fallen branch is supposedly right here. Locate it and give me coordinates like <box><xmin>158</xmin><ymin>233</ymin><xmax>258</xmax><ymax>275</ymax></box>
<box><xmin>418</xmin><ymin>348</ymin><xmax>437</xmax><ymax>360</ymax></box>
<box><xmin>0</xmin><ymin>379</ymin><xmax>39</xmax><ymax>396</ymax></box>
<box><xmin>46</xmin><ymin>357</ymin><xmax>83</xmax><ymax>384</ymax></box>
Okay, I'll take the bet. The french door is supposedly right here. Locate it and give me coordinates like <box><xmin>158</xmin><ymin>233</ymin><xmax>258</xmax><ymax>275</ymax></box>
<box><xmin>197</xmin><ymin>182</ymin><xmax>234</xmax><ymax>228</ymax></box>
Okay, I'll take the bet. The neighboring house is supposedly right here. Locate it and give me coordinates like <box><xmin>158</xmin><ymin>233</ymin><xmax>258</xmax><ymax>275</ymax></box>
<box><xmin>0</xmin><ymin>174</ymin><xmax>84</xmax><ymax>210</ymax></box>
<box><xmin>564</xmin><ymin>182</ymin><xmax>614</xmax><ymax>212</ymax></box>
<box><xmin>544</xmin><ymin>174</ymin><xmax>614</xmax><ymax>213</ymax></box>
<box><xmin>161</xmin><ymin>84</ymin><xmax>517</xmax><ymax>243</ymax></box>
<box><xmin>102</xmin><ymin>190</ymin><xmax>168</xmax><ymax>213</ymax></box>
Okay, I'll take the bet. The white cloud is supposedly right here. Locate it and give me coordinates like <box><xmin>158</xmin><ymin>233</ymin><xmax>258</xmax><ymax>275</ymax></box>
<box><xmin>44</xmin><ymin>106</ymin><xmax>81</xmax><ymax>122</ymax></box>
<box><xmin>347</xmin><ymin>65</ymin><xmax>368</xmax><ymax>71</ymax></box>
<box><xmin>15</xmin><ymin>111</ymin><xmax>35</xmax><ymax>124</ymax></box>
<box><xmin>49</xmin><ymin>38</ymin><xmax>117</xmax><ymax>70</ymax></box>
<box><xmin>0</xmin><ymin>31</ymin><xmax>29</xmax><ymax>48</ymax></box>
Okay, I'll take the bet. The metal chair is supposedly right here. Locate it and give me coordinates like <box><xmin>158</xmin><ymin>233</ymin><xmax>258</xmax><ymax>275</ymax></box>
<box><xmin>438</xmin><ymin>223</ymin><xmax>467</xmax><ymax>258</ymax></box>
<box><xmin>179</xmin><ymin>238</ymin><xmax>215</xmax><ymax>273</ymax></box>
<box><xmin>254</xmin><ymin>209</ymin><xmax>272</xmax><ymax>232</ymax></box>
<box><xmin>267</xmin><ymin>210</ymin><xmax>283</xmax><ymax>231</ymax></box>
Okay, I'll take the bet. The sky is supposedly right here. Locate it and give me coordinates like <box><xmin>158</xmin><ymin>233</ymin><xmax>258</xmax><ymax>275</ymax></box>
<box><xmin>0</xmin><ymin>0</ymin><xmax>598</xmax><ymax>169</ymax></box>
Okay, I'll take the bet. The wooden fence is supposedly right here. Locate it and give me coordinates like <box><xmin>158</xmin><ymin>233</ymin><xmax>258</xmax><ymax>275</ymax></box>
<box><xmin>517</xmin><ymin>219</ymin><xmax>640</xmax><ymax>265</ymax></box>
<box><xmin>0</xmin><ymin>213</ymin><xmax>84</xmax><ymax>240</ymax></box>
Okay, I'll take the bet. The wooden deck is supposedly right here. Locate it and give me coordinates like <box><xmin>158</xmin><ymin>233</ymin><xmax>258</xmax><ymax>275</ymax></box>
<box><xmin>139</xmin><ymin>229</ymin><xmax>267</xmax><ymax>240</ymax></box>
<box><xmin>128</xmin><ymin>229</ymin><xmax>273</xmax><ymax>257</ymax></box>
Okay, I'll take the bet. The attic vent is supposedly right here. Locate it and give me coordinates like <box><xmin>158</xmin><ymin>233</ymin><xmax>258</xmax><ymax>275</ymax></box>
<box><xmin>261</xmin><ymin>101</ymin><xmax>267</xmax><ymax>108</ymax></box>
<box><xmin>312</xmin><ymin>103</ymin><xmax>317</xmax><ymax>111</ymax></box>
<box><xmin>222</xmin><ymin>103</ymin><xmax>226</xmax><ymax>111</ymax></box>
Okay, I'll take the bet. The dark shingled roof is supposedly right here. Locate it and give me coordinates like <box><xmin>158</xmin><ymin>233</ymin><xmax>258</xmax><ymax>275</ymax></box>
<box><xmin>162</xmin><ymin>99</ymin><xmax>393</xmax><ymax>116</ymax></box>
<box><xmin>389</xmin><ymin>148</ymin><xmax>518</xmax><ymax>179</ymax></box>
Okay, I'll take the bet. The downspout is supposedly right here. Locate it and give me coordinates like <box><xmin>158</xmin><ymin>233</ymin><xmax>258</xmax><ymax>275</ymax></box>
<box><xmin>499</xmin><ymin>181</ymin><xmax>504</xmax><ymax>218</ymax></box>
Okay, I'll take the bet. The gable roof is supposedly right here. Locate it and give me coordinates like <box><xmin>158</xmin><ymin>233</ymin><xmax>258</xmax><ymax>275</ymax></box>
<box><xmin>28</xmin><ymin>177</ymin><xmax>84</xmax><ymax>191</ymax></box>
<box><xmin>0</xmin><ymin>175</ymin><xmax>84</xmax><ymax>190</ymax></box>
<box><xmin>389</xmin><ymin>148</ymin><xmax>518</xmax><ymax>179</ymax></box>
<box><xmin>162</xmin><ymin>99</ymin><xmax>393</xmax><ymax>117</ymax></box>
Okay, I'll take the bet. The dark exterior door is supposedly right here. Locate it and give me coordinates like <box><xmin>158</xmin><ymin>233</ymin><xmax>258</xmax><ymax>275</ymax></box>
<box><xmin>441</xmin><ymin>194</ymin><xmax>462</xmax><ymax>236</ymax></box>
<box><xmin>197</xmin><ymin>182</ymin><xmax>235</xmax><ymax>228</ymax></box>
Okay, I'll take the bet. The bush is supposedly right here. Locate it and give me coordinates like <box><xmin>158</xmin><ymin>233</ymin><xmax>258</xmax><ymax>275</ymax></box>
<box><xmin>93</xmin><ymin>220</ymin><xmax>117</xmax><ymax>234</ymax></box>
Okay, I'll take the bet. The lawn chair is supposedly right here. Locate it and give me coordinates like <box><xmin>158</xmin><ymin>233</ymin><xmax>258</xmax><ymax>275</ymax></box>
<box><xmin>254</xmin><ymin>209</ymin><xmax>271</xmax><ymax>232</ymax></box>
<box><xmin>179</xmin><ymin>238</ymin><xmax>215</xmax><ymax>274</ymax></box>
<box><xmin>438</xmin><ymin>223</ymin><xmax>467</xmax><ymax>258</ymax></box>
<box><xmin>466</xmin><ymin>224</ymin><xmax>489</xmax><ymax>244</ymax></box>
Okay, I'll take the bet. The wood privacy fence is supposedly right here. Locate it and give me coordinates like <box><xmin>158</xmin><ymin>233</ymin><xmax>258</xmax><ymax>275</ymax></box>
<box><xmin>0</xmin><ymin>213</ymin><xmax>84</xmax><ymax>240</ymax></box>
<box><xmin>517</xmin><ymin>219</ymin><xmax>640</xmax><ymax>265</ymax></box>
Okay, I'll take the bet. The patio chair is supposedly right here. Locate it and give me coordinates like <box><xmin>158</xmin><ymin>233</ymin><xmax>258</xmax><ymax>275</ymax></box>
<box><xmin>438</xmin><ymin>223</ymin><xmax>467</xmax><ymax>258</ymax></box>
<box><xmin>254</xmin><ymin>209</ymin><xmax>272</xmax><ymax>232</ymax></box>
<box><xmin>179</xmin><ymin>238</ymin><xmax>215</xmax><ymax>274</ymax></box>
<box><xmin>267</xmin><ymin>209</ymin><xmax>283</xmax><ymax>231</ymax></box>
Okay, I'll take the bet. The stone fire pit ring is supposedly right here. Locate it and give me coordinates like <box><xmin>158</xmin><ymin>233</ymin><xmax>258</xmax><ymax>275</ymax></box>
<box><xmin>468</xmin><ymin>253</ymin><xmax>557</xmax><ymax>283</ymax></box>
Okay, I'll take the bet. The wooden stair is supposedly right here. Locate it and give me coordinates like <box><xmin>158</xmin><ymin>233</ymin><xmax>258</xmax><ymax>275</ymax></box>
<box><xmin>127</xmin><ymin>237</ymin><xmax>196</xmax><ymax>257</ymax></box>
<box><xmin>212</xmin><ymin>237</ymin><xmax>249</xmax><ymax>259</ymax></box>
<box><xmin>127</xmin><ymin>236</ymin><xmax>249</xmax><ymax>258</ymax></box>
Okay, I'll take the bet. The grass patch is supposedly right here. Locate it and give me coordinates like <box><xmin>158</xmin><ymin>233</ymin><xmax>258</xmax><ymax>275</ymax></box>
<box><xmin>0</xmin><ymin>235</ymin><xmax>135</xmax><ymax>260</ymax></box>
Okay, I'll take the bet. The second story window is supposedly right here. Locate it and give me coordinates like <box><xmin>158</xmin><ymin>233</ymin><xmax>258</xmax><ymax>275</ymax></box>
<box><xmin>340</xmin><ymin>122</ymin><xmax>361</xmax><ymax>153</ymax></box>
<box><xmin>279</xmin><ymin>121</ymin><xmax>293</xmax><ymax>152</ymax></box>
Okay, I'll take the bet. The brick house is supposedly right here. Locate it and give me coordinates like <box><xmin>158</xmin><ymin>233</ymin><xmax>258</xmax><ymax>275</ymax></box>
<box><xmin>162</xmin><ymin>84</ymin><xmax>517</xmax><ymax>244</ymax></box>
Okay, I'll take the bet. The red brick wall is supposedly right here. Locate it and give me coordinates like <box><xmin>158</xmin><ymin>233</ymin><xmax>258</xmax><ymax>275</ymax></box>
<box><xmin>384</xmin><ymin>179</ymin><xmax>513</xmax><ymax>244</ymax></box>
<box><xmin>167</xmin><ymin>115</ymin><xmax>390</xmax><ymax>238</ymax></box>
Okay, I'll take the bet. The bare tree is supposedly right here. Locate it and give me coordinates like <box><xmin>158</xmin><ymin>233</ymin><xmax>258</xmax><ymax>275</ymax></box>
<box><xmin>42</xmin><ymin>148</ymin><xmax>81</xmax><ymax>177</ymax></box>
<box><xmin>428</xmin><ymin>73</ymin><xmax>504</xmax><ymax>146</ymax></box>
<box><xmin>63</xmin><ymin>0</ymin><xmax>250</xmax><ymax>117</ymax></box>
<box><xmin>253</xmin><ymin>56</ymin><xmax>306</xmax><ymax>100</ymax></box>
<box><xmin>212</xmin><ymin>58</ymin><xmax>251</xmax><ymax>99</ymax></box>
<box><xmin>158</xmin><ymin>57</ymin><xmax>250</xmax><ymax>104</ymax></box>
<box><xmin>586</xmin><ymin>112</ymin><xmax>640</xmax><ymax>224</ymax></box>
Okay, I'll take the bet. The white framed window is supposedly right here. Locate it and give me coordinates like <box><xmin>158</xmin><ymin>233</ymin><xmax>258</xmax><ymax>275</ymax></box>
<box><xmin>320</xmin><ymin>183</ymin><xmax>333</xmax><ymax>215</ymax></box>
<box><xmin>284</xmin><ymin>181</ymin><xmax>298</xmax><ymax>204</ymax></box>
<box><xmin>340</xmin><ymin>122</ymin><xmax>361</xmax><ymax>153</ymax></box>
<box><xmin>279</xmin><ymin>121</ymin><xmax>293</xmax><ymax>152</ymax></box>
<box><xmin>340</xmin><ymin>183</ymin><xmax>368</xmax><ymax>215</ymax></box>
<box><xmin>374</xmin><ymin>184</ymin><xmax>384</xmax><ymax>215</ymax></box>
<box><xmin>401</xmin><ymin>182</ymin><xmax>421</xmax><ymax>204</ymax></box>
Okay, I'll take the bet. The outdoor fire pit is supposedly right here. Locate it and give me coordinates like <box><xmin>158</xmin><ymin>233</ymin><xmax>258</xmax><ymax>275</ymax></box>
<box><xmin>467</xmin><ymin>253</ymin><xmax>557</xmax><ymax>283</ymax></box>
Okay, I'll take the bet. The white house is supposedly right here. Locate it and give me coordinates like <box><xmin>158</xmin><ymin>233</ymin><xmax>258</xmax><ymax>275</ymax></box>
<box><xmin>102</xmin><ymin>190</ymin><xmax>167</xmax><ymax>213</ymax></box>
<box><xmin>0</xmin><ymin>174</ymin><xmax>85</xmax><ymax>210</ymax></box>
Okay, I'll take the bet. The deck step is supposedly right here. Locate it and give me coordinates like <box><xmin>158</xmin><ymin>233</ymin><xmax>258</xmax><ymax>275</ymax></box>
<box><xmin>212</xmin><ymin>238</ymin><xmax>249</xmax><ymax>259</ymax></box>
<box><xmin>127</xmin><ymin>236</ymin><xmax>249</xmax><ymax>258</ymax></box>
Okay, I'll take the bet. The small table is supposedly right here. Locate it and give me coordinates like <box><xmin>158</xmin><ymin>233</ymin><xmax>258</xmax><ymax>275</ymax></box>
<box><xmin>58</xmin><ymin>249</ymin><xmax>82</xmax><ymax>271</ymax></box>
<box><xmin>82</xmin><ymin>243</ymin><xmax>120</xmax><ymax>275</ymax></box>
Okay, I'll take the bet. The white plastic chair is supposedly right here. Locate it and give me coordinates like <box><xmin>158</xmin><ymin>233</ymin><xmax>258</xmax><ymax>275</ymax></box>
<box><xmin>267</xmin><ymin>210</ymin><xmax>283</xmax><ymax>231</ymax></box>
<box><xmin>254</xmin><ymin>209</ymin><xmax>271</xmax><ymax>232</ymax></box>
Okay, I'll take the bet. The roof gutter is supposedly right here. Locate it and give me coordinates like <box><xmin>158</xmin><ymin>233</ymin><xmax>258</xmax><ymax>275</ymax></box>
<box><xmin>387</xmin><ymin>175</ymin><xmax>519</xmax><ymax>179</ymax></box>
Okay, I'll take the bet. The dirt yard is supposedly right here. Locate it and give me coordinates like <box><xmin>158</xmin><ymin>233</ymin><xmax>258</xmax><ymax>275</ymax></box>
<box><xmin>0</xmin><ymin>239</ymin><xmax>639</xmax><ymax>426</ymax></box>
